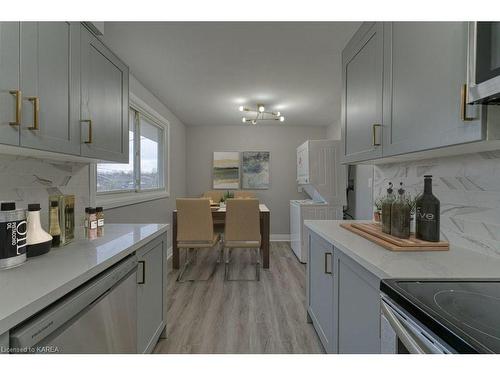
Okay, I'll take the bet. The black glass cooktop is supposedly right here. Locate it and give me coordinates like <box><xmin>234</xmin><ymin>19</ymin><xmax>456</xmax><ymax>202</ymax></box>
<box><xmin>380</xmin><ymin>279</ymin><xmax>500</xmax><ymax>354</ymax></box>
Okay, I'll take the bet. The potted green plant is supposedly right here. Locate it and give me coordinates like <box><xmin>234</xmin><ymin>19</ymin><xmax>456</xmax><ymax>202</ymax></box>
<box><xmin>373</xmin><ymin>197</ymin><xmax>383</xmax><ymax>223</ymax></box>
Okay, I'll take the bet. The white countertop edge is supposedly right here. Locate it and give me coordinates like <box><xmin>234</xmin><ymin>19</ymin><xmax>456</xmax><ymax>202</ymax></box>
<box><xmin>0</xmin><ymin>224</ymin><xmax>168</xmax><ymax>335</ymax></box>
<box><xmin>304</xmin><ymin>220</ymin><xmax>390</xmax><ymax>279</ymax></box>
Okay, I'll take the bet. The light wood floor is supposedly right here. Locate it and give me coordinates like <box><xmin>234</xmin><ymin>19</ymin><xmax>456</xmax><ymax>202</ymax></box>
<box><xmin>154</xmin><ymin>242</ymin><xmax>324</xmax><ymax>354</ymax></box>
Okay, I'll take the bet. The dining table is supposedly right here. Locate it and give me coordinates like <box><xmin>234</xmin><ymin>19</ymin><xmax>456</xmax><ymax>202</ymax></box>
<box><xmin>172</xmin><ymin>203</ymin><xmax>270</xmax><ymax>269</ymax></box>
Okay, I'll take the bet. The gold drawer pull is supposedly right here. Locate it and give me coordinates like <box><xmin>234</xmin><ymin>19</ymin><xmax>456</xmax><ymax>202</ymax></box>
<box><xmin>9</xmin><ymin>90</ymin><xmax>22</xmax><ymax>126</ymax></box>
<box><xmin>27</xmin><ymin>97</ymin><xmax>40</xmax><ymax>130</ymax></box>
<box><xmin>372</xmin><ymin>124</ymin><xmax>382</xmax><ymax>146</ymax></box>
<box><xmin>81</xmin><ymin>119</ymin><xmax>93</xmax><ymax>144</ymax></box>
<box><xmin>461</xmin><ymin>84</ymin><xmax>478</xmax><ymax>122</ymax></box>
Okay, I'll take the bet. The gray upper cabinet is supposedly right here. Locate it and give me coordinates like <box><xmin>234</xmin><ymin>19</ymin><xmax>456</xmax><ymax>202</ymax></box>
<box><xmin>80</xmin><ymin>26</ymin><xmax>129</xmax><ymax>163</ymax></box>
<box><xmin>19</xmin><ymin>22</ymin><xmax>81</xmax><ymax>155</ymax></box>
<box><xmin>0</xmin><ymin>22</ymin><xmax>21</xmax><ymax>146</ymax></box>
<box><xmin>342</xmin><ymin>22</ymin><xmax>384</xmax><ymax>163</ymax></box>
<box><xmin>382</xmin><ymin>22</ymin><xmax>483</xmax><ymax>157</ymax></box>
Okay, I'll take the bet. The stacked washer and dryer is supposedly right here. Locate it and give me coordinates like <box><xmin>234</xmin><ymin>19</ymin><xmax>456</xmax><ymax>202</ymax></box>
<box><xmin>290</xmin><ymin>140</ymin><xmax>346</xmax><ymax>263</ymax></box>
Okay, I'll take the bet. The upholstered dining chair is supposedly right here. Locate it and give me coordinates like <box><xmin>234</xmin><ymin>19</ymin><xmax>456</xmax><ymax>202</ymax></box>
<box><xmin>234</xmin><ymin>191</ymin><xmax>256</xmax><ymax>199</ymax></box>
<box><xmin>176</xmin><ymin>198</ymin><xmax>222</xmax><ymax>282</ymax></box>
<box><xmin>224</xmin><ymin>198</ymin><xmax>261</xmax><ymax>281</ymax></box>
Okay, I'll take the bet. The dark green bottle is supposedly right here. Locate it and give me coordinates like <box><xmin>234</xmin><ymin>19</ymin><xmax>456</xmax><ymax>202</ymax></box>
<box><xmin>391</xmin><ymin>183</ymin><xmax>410</xmax><ymax>239</ymax></box>
<box><xmin>381</xmin><ymin>182</ymin><xmax>395</xmax><ymax>234</ymax></box>
<box><xmin>415</xmin><ymin>175</ymin><xmax>440</xmax><ymax>242</ymax></box>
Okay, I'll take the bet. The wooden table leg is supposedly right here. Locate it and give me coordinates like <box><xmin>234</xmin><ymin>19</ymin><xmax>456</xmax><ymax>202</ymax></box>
<box><xmin>172</xmin><ymin>211</ymin><xmax>179</xmax><ymax>269</ymax></box>
<box><xmin>261</xmin><ymin>211</ymin><xmax>270</xmax><ymax>268</ymax></box>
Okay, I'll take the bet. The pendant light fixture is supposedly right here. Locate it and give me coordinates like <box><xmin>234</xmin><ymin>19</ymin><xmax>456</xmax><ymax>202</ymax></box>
<box><xmin>239</xmin><ymin>104</ymin><xmax>285</xmax><ymax>125</ymax></box>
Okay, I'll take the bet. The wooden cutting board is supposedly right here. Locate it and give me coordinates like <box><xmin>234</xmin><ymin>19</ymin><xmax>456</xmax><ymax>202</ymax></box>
<box><xmin>340</xmin><ymin>222</ymin><xmax>449</xmax><ymax>251</ymax></box>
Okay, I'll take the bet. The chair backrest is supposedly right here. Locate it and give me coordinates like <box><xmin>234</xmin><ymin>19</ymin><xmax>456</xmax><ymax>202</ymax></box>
<box><xmin>202</xmin><ymin>190</ymin><xmax>224</xmax><ymax>203</ymax></box>
<box><xmin>234</xmin><ymin>191</ymin><xmax>256</xmax><ymax>199</ymax></box>
<box><xmin>176</xmin><ymin>198</ymin><xmax>214</xmax><ymax>242</ymax></box>
<box><xmin>225</xmin><ymin>199</ymin><xmax>260</xmax><ymax>242</ymax></box>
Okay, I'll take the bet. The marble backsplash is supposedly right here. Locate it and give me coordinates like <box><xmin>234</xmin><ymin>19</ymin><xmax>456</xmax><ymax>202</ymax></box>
<box><xmin>0</xmin><ymin>155</ymin><xmax>90</xmax><ymax>229</ymax></box>
<box><xmin>374</xmin><ymin>151</ymin><xmax>500</xmax><ymax>258</ymax></box>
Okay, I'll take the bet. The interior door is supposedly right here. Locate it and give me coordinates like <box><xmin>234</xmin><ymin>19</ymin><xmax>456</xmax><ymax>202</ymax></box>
<box><xmin>80</xmin><ymin>25</ymin><xmax>129</xmax><ymax>162</ymax></box>
<box><xmin>382</xmin><ymin>22</ymin><xmax>483</xmax><ymax>157</ymax></box>
<box><xmin>20</xmin><ymin>22</ymin><xmax>81</xmax><ymax>155</ymax></box>
<box><xmin>0</xmin><ymin>22</ymin><xmax>21</xmax><ymax>146</ymax></box>
<box><xmin>342</xmin><ymin>23</ymin><xmax>384</xmax><ymax>163</ymax></box>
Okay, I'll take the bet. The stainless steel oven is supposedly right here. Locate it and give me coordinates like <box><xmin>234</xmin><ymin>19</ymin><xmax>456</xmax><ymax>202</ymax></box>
<box><xmin>467</xmin><ymin>22</ymin><xmax>500</xmax><ymax>104</ymax></box>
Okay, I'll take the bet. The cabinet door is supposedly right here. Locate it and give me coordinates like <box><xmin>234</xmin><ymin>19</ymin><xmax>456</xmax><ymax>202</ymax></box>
<box><xmin>0</xmin><ymin>22</ymin><xmax>21</xmax><ymax>146</ymax></box>
<box><xmin>307</xmin><ymin>232</ymin><xmax>335</xmax><ymax>352</ymax></box>
<box><xmin>337</xmin><ymin>254</ymin><xmax>380</xmax><ymax>353</ymax></box>
<box><xmin>382</xmin><ymin>22</ymin><xmax>483</xmax><ymax>157</ymax></box>
<box><xmin>80</xmin><ymin>26</ymin><xmax>129</xmax><ymax>162</ymax></box>
<box><xmin>20</xmin><ymin>22</ymin><xmax>81</xmax><ymax>155</ymax></box>
<box><xmin>342</xmin><ymin>23</ymin><xmax>384</xmax><ymax>163</ymax></box>
<box><xmin>137</xmin><ymin>241</ymin><xmax>165</xmax><ymax>353</ymax></box>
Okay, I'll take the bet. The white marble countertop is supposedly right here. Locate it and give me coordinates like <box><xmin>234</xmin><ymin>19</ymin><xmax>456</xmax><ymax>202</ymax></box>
<box><xmin>0</xmin><ymin>223</ymin><xmax>168</xmax><ymax>335</ymax></box>
<box><xmin>304</xmin><ymin>220</ymin><xmax>500</xmax><ymax>280</ymax></box>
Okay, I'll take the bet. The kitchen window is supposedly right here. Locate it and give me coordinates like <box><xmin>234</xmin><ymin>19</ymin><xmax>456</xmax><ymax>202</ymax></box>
<box><xmin>93</xmin><ymin>96</ymin><xmax>169</xmax><ymax>208</ymax></box>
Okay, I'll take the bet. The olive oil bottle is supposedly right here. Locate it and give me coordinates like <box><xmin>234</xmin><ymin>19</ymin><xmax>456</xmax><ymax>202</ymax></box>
<box><xmin>415</xmin><ymin>175</ymin><xmax>440</xmax><ymax>242</ymax></box>
<box><xmin>391</xmin><ymin>183</ymin><xmax>410</xmax><ymax>239</ymax></box>
<box><xmin>381</xmin><ymin>182</ymin><xmax>395</xmax><ymax>234</ymax></box>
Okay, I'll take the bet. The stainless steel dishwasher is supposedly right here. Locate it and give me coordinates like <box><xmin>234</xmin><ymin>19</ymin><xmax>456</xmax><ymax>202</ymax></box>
<box><xmin>10</xmin><ymin>256</ymin><xmax>138</xmax><ymax>354</ymax></box>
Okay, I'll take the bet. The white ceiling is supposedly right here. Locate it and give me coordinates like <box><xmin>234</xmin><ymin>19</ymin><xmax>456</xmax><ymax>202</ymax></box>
<box><xmin>103</xmin><ymin>22</ymin><xmax>360</xmax><ymax>127</ymax></box>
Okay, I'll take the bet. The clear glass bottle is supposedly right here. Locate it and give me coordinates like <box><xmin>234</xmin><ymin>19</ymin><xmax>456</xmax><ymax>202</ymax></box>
<box><xmin>96</xmin><ymin>206</ymin><xmax>104</xmax><ymax>237</ymax></box>
<box><xmin>391</xmin><ymin>183</ymin><xmax>410</xmax><ymax>239</ymax></box>
<box><xmin>381</xmin><ymin>182</ymin><xmax>395</xmax><ymax>234</ymax></box>
<box><xmin>49</xmin><ymin>201</ymin><xmax>61</xmax><ymax>246</ymax></box>
<box><xmin>416</xmin><ymin>175</ymin><xmax>440</xmax><ymax>242</ymax></box>
<box><xmin>88</xmin><ymin>208</ymin><xmax>97</xmax><ymax>240</ymax></box>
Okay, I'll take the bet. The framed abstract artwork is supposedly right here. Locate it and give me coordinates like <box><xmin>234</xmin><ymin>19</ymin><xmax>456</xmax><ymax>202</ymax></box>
<box><xmin>213</xmin><ymin>151</ymin><xmax>240</xmax><ymax>189</ymax></box>
<box><xmin>242</xmin><ymin>151</ymin><xmax>270</xmax><ymax>189</ymax></box>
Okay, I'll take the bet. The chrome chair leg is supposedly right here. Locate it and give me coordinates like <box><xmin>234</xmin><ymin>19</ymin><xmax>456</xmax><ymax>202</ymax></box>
<box><xmin>176</xmin><ymin>242</ymin><xmax>221</xmax><ymax>282</ymax></box>
<box><xmin>225</xmin><ymin>247</ymin><xmax>261</xmax><ymax>282</ymax></box>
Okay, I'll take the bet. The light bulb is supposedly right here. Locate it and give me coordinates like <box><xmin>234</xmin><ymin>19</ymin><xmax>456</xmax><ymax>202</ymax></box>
<box><xmin>242</xmin><ymin>117</ymin><xmax>246</xmax><ymax>123</ymax></box>
<box><xmin>258</xmin><ymin>105</ymin><xmax>265</xmax><ymax>113</ymax></box>
<box><xmin>238</xmin><ymin>106</ymin><xmax>245</xmax><ymax>112</ymax></box>
<box><xmin>279</xmin><ymin>116</ymin><xmax>285</xmax><ymax>122</ymax></box>
<box><xmin>275</xmin><ymin>111</ymin><xmax>281</xmax><ymax>116</ymax></box>
<box><xmin>252</xmin><ymin>120</ymin><xmax>257</xmax><ymax>125</ymax></box>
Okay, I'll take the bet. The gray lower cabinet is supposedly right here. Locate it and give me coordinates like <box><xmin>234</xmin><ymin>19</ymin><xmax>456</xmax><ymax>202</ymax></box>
<box><xmin>19</xmin><ymin>22</ymin><xmax>81</xmax><ymax>155</ymax></box>
<box><xmin>136</xmin><ymin>238</ymin><xmax>166</xmax><ymax>353</ymax></box>
<box><xmin>0</xmin><ymin>22</ymin><xmax>21</xmax><ymax>146</ymax></box>
<box><xmin>336</xmin><ymin>252</ymin><xmax>381</xmax><ymax>354</ymax></box>
<box><xmin>307</xmin><ymin>231</ymin><xmax>336</xmax><ymax>353</ymax></box>
<box><xmin>382</xmin><ymin>22</ymin><xmax>483</xmax><ymax>157</ymax></box>
<box><xmin>342</xmin><ymin>22</ymin><xmax>384</xmax><ymax>163</ymax></box>
<box><xmin>80</xmin><ymin>25</ymin><xmax>129</xmax><ymax>163</ymax></box>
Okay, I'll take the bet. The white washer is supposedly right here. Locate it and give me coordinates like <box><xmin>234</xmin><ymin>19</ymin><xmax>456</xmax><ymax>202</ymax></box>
<box><xmin>290</xmin><ymin>200</ymin><xmax>342</xmax><ymax>263</ymax></box>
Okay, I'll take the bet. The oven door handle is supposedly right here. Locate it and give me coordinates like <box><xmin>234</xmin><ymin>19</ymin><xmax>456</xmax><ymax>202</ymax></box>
<box><xmin>381</xmin><ymin>300</ymin><xmax>427</xmax><ymax>354</ymax></box>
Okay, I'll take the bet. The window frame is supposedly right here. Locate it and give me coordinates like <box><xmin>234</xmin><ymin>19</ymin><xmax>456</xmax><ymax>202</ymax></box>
<box><xmin>91</xmin><ymin>93</ymin><xmax>170</xmax><ymax>209</ymax></box>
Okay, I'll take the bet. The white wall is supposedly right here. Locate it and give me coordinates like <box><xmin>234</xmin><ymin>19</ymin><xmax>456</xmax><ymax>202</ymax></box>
<box><xmin>326</xmin><ymin>120</ymin><xmax>341</xmax><ymax>140</ymax></box>
<box><xmin>186</xmin><ymin>125</ymin><xmax>327</xmax><ymax>235</ymax></box>
<box><xmin>104</xmin><ymin>76</ymin><xmax>187</xmax><ymax>248</ymax></box>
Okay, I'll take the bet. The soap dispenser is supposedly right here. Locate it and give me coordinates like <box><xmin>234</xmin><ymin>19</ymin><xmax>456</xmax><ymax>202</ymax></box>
<box><xmin>381</xmin><ymin>182</ymin><xmax>395</xmax><ymax>234</ymax></box>
<box><xmin>26</xmin><ymin>204</ymin><xmax>53</xmax><ymax>257</ymax></box>
<box><xmin>391</xmin><ymin>183</ymin><xmax>410</xmax><ymax>239</ymax></box>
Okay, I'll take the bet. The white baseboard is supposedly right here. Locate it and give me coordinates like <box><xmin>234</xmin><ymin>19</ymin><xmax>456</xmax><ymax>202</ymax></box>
<box><xmin>270</xmin><ymin>234</ymin><xmax>290</xmax><ymax>242</ymax></box>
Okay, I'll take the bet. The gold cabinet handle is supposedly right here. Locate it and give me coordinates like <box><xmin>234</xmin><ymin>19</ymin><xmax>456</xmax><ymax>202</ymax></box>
<box><xmin>81</xmin><ymin>119</ymin><xmax>93</xmax><ymax>144</ymax></box>
<box><xmin>324</xmin><ymin>252</ymin><xmax>332</xmax><ymax>274</ymax></box>
<box><xmin>27</xmin><ymin>97</ymin><xmax>40</xmax><ymax>130</ymax></box>
<box><xmin>372</xmin><ymin>124</ymin><xmax>382</xmax><ymax>146</ymax></box>
<box><xmin>9</xmin><ymin>90</ymin><xmax>22</xmax><ymax>126</ymax></box>
<box><xmin>461</xmin><ymin>84</ymin><xmax>478</xmax><ymax>122</ymax></box>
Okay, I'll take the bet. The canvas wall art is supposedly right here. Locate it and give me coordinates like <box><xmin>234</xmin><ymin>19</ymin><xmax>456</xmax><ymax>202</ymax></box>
<box><xmin>213</xmin><ymin>151</ymin><xmax>240</xmax><ymax>189</ymax></box>
<box><xmin>242</xmin><ymin>151</ymin><xmax>270</xmax><ymax>189</ymax></box>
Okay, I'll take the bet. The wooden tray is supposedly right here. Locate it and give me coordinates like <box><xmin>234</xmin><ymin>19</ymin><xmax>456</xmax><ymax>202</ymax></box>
<box><xmin>340</xmin><ymin>222</ymin><xmax>449</xmax><ymax>252</ymax></box>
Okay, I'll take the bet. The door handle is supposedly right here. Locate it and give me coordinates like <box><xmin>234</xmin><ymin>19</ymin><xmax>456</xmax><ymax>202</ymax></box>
<box><xmin>460</xmin><ymin>84</ymin><xmax>478</xmax><ymax>122</ymax></box>
<box><xmin>324</xmin><ymin>252</ymin><xmax>332</xmax><ymax>274</ymax></box>
<box><xmin>372</xmin><ymin>124</ymin><xmax>382</xmax><ymax>146</ymax></box>
<box><xmin>9</xmin><ymin>90</ymin><xmax>22</xmax><ymax>126</ymax></box>
<box><xmin>137</xmin><ymin>260</ymin><xmax>146</xmax><ymax>284</ymax></box>
<box><xmin>81</xmin><ymin>119</ymin><xmax>93</xmax><ymax>144</ymax></box>
<box><xmin>26</xmin><ymin>97</ymin><xmax>40</xmax><ymax>130</ymax></box>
